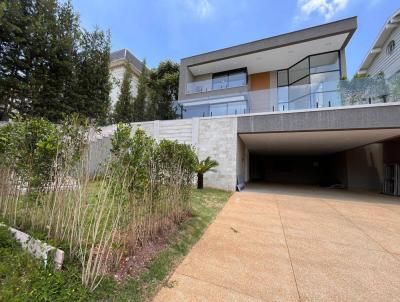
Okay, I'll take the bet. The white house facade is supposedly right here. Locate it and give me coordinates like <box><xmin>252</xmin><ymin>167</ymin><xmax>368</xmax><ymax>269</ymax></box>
<box><xmin>358</xmin><ymin>9</ymin><xmax>400</xmax><ymax>79</ymax></box>
<box><xmin>109</xmin><ymin>49</ymin><xmax>143</xmax><ymax>109</ymax></box>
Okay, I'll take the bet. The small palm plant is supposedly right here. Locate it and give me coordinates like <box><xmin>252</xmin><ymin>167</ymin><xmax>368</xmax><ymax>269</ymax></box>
<box><xmin>196</xmin><ymin>156</ymin><xmax>219</xmax><ymax>189</ymax></box>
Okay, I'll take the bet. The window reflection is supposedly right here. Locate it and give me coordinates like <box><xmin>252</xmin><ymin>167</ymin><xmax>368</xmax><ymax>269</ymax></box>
<box><xmin>212</xmin><ymin>69</ymin><xmax>247</xmax><ymax>90</ymax></box>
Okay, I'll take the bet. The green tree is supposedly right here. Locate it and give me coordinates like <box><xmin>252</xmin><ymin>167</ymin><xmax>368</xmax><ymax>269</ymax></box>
<box><xmin>146</xmin><ymin>60</ymin><xmax>179</xmax><ymax>120</ymax></box>
<box><xmin>27</xmin><ymin>0</ymin><xmax>80</xmax><ymax>122</ymax></box>
<box><xmin>114</xmin><ymin>63</ymin><xmax>134</xmax><ymax>123</ymax></box>
<box><xmin>0</xmin><ymin>0</ymin><xmax>34</xmax><ymax>120</ymax></box>
<box><xmin>132</xmin><ymin>59</ymin><xmax>148</xmax><ymax>122</ymax></box>
<box><xmin>75</xmin><ymin>29</ymin><xmax>111</xmax><ymax>125</ymax></box>
<box><xmin>0</xmin><ymin>0</ymin><xmax>111</xmax><ymax>124</ymax></box>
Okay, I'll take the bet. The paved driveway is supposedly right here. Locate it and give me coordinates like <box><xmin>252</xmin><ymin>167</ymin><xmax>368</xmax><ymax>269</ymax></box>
<box><xmin>154</xmin><ymin>185</ymin><xmax>400</xmax><ymax>301</ymax></box>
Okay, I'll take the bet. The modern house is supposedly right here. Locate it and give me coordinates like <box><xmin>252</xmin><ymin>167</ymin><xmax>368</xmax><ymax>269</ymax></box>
<box><xmin>358</xmin><ymin>9</ymin><xmax>400</xmax><ymax>79</ymax></box>
<box><xmin>93</xmin><ymin>17</ymin><xmax>400</xmax><ymax>195</ymax></box>
<box><xmin>177</xmin><ymin>17</ymin><xmax>357</xmax><ymax>118</ymax></box>
<box><xmin>109</xmin><ymin>49</ymin><xmax>144</xmax><ymax>109</ymax></box>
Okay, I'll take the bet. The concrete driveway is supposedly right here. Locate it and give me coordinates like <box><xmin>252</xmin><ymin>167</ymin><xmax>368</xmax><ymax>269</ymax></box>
<box><xmin>154</xmin><ymin>185</ymin><xmax>400</xmax><ymax>301</ymax></box>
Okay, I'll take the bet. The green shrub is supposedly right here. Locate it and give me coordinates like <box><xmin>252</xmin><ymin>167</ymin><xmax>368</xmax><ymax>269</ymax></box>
<box><xmin>0</xmin><ymin>116</ymin><xmax>89</xmax><ymax>194</ymax></box>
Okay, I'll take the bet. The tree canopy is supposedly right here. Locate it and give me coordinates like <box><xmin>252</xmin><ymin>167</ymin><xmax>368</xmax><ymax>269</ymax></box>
<box><xmin>114</xmin><ymin>63</ymin><xmax>134</xmax><ymax>123</ymax></box>
<box><xmin>0</xmin><ymin>0</ymin><xmax>111</xmax><ymax>124</ymax></box>
<box><xmin>146</xmin><ymin>60</ymin><xmax>179</xmax><ymax>121</ymax></box>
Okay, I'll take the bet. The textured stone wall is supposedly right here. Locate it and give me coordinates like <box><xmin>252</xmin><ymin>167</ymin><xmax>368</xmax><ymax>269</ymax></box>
<box><xmin>198</xmin><ymin>117</ymin><xmax>238</xmax><ymax>191</ymax></box>
<box><xmin>89</xmin><ymin>117</ymin><xmax>239</xmax><ymax>191</ymax></box>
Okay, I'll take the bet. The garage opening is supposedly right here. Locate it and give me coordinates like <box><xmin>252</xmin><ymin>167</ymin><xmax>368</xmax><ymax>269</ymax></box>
<box><xmin>238</xmin><ymin>129</ymin><xmax>400</xmax><ymax>193</ymax></box>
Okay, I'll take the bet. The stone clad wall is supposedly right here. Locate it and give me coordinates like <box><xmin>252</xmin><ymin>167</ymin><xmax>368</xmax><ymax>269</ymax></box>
<box><xmin>89</xmin><ymin>117</ymin><xmax>238</xmax><ymax>191</ymax></box>
<box><xmin>198</xmin><ymin>117</ymin><xmax>238</xmax><ymax>191</ymax></box>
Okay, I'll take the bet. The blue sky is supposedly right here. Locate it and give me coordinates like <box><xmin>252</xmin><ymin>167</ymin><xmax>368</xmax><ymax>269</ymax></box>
<box><xmin>71</xmin><ymin>0</ymin><xmax>399</xmax><ymax>77</ymax></box>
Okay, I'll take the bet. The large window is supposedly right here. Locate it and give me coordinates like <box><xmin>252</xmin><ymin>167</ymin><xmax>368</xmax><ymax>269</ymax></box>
<box><xmin>212</xmin><ymin>69</ymin><xmax>247</xmax><ymax>90</ymax></box>
<box><xmin>277</xmin><ymin>51</ymin><xmax>341</xmax><ymax>110</ymax></box>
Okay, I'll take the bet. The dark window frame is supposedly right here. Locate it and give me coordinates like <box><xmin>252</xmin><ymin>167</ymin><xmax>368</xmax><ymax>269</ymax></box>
<box><xmin>212</xmin><ymin>68</ymin><xmax>248</xmax><ymax>90</ymax></box>
<box><xmin>276</xmin><ymin>50</ymin><xmax>341</xmax><ymax>107</ymax></box>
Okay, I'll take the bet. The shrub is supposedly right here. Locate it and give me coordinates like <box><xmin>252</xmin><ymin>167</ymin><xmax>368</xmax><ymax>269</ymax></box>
<box><xmin>0</xmin><ymin>120</ymin><xmax>198</xmax><ymax>292</ymax></box>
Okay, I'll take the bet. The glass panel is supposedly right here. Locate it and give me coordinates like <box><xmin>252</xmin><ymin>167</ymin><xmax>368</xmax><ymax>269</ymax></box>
<box><xmin>228</xmin><ymin>71</ymin><xmax>246</xmax><ymax>88</ymax></box>
<box><xmin>277</xmin><ymin>70</ymin><xmax>288</xmax><ymax>86</ymax></box>
<box><xmin>310</xmin><ymin>52</ymin><xmax>339</xmax><ymax>74</ymax></box>
<box><xmin>278</xmin><ymin>102</ymin><xmax>289</xmax><ymax>111</ymax></box>
<box><xmin>289</xmin><ymin>95</ymin><xmax>310</xmax><ymax>110</ymax></box>
<box><xmin>311</xmin><ymin>91</ymin><xmax>341</xmax><ymax>108</ymax></box>
<box><xmin>289</xmin><ymin>76</ymin><xmax>310</xmax><ymax>102</ymax></box>
<box><xmin>278</xmin><ymin>86</ymin><xmax>288</xmax><ymax>103</ymax></box>
<box><xmin>182</xmin><ymin>104</ymin><xmax>209</xmax><ymax>118</ymax></box>
<box><xmin>227</xmin><ymin>101</ymin><xmax>247</xmax><ymax>115</ymax></box>
<box><xmin>310</xmin><ymin>71</ymin><xmax>340</xmax><ymax>93</ymax></box>
<box><xmin>212</xmin><ymin>74</ymin><xmax>228</xmax><ymax>90</ymax></box>
<box><xmin>210</xmin><ymin>103</ymin><xmax>227</xmax><ymax>116</ymax></box>
<box><xmin>289</xmin><ymin>58</ymin><xmax>309</xmax><ymax>84</ymax></box>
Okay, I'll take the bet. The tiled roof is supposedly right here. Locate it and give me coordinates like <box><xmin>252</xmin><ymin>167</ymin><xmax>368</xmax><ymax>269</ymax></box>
<box><xmin>110</xmin><ymin>49</ymin><xmax>144</xmax><ymax>72</ymax></box>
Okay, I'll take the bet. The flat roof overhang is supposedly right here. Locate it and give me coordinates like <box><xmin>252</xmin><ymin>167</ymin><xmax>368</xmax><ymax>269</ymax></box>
<box><xmin>240</xmin><ymin>129</ymin><xmax>400</xmax><ymax>156</ymax></box>
<box><xmin>182</xmin><ymin>17</ymin><xmax>357</xmax><ymax>76</ymax></box>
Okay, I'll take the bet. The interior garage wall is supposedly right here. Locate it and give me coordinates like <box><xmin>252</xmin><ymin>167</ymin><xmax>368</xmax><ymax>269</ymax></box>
<box><xmin>346</xmin><ymin>143</ymin><xmax>384</xmax><ymax>191</ymax></box>
<box><xmin>236</xmin><ymin>137</ymin><xmax>249</xmax><ymax>185</ymax></box>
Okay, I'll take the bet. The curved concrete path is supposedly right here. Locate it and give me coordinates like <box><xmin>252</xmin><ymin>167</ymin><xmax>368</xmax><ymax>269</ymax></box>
<box><xmin>154</xmin><ymin>185</ymin><xmax>400</xmax><ymax>301</ymax></box>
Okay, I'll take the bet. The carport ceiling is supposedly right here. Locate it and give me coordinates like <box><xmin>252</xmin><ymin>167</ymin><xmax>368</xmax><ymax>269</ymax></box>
<box><xmin>239</xmin><ymin>129</ymin><xmax>400</xmax><ymax>156</ymax></box>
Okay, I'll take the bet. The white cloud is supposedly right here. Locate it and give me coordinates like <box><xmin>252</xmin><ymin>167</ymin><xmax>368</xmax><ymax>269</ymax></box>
<box><xmin>184</xmin><ymin>0</ymin><xmax>214</xmax><ymax>18</ymax></box>
<box><xmin>295</xmin><ymin>0</ymin><xmax>349</xmax><ymax>21</ymax></box>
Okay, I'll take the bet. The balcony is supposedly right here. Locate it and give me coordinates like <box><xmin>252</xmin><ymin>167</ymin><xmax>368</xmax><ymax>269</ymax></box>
<box><xmin>179</xmin><ymin>75</ymin><xmax>400</xmax><ymax>118</ymax></box>
<box><xmin>186</xmin><ymin>69</ymin><xmax>248</xmax><ymax>94</ymax></box>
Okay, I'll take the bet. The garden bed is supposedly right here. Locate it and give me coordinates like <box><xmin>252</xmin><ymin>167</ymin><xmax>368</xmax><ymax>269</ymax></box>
<box><xmin>0</xmin><ymin>188</ymin><xmax>231</xmax><ymax>301</ymax></box>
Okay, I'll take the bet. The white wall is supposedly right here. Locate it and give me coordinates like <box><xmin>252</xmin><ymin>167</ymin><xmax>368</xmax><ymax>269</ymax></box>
<box><xmin>109</xmin><ymin>65</ymin><xmax>139</xmax><ymax>109</ymax></box>
<box><xmin>367</xmin><ymin>26</ymin><xmax>400</xmax><ymax>79</ymax></box>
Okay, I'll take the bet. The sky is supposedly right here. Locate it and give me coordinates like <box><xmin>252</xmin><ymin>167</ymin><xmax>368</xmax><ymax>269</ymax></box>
<box><xmin>71</xmin><ymin>0</ymin><xmax>399</xmax><ymax>77</ymax></box>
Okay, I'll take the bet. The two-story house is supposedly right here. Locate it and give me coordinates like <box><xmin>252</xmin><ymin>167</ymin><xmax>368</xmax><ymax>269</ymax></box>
<box><xmin>177</xmin><ymin>18</ymin><xmax>357</xmax><ymax>118</ymax></box>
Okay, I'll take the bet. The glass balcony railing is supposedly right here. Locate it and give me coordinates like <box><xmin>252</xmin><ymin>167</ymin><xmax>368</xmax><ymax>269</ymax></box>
<box><xmin>186</xmin><ymin>79</ymin><xmax>247</xmax><ymax>94</ymax></box>
<box><xmin>178</xmin><ymin>75</ymin><xmax>400</xmax><ymax>119</ymax></box>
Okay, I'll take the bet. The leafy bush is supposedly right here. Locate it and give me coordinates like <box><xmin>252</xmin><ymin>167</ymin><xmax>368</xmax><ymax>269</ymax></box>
<box><xmin>0</xmin><ymin>116</ymin><xmax>89</xmax><ymax>194</ymax></box>
<box><xmin>0</xmin><ymin>120</ymin><xmax>198</xmax><ymax>292</ymax></box>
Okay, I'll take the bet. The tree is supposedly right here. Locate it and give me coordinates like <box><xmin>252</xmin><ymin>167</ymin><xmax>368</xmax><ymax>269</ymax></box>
<box><xmin>114</xmin><ymin>63</ymin><xmax>134</xmax><ymax>123</ymax></box>
<box><xmin>75</xmin><ymin>29</ymin><xmax>111</xmax><ymax>125</ymax></box>
<box><xmin>0</xmin><ymin>0</ymin><xmax>111</xmax><ymax>124</ymax></box>
<box><xmin>196</xmin><ymin>157</ymin><xmax>219</xmax><ymax>189</ymax></box>
<box><xmin>27</xmin><ymin>0</ymin><xmax>80</xmax><ymax>122</ymax></box>
<box><xmin>133</xmin><ymin>59</ymin><xmax>148</xmax><ymax>122</ymax></box>
<box><xmin>0</xmin><ymin>0</ymin><xmax>34</xmax><ymax>120</ymax></box>
<box><xmin>146</xmin><ymin>60</ymin><xmax>179</xmax><ymax>120</ymax></box>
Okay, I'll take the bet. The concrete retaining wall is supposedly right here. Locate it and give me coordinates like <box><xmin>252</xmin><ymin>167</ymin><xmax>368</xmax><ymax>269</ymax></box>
<box><xmin>89</xmin><ymin>117</ymin><xmax>238</xmax><ymax>191</ymax></box>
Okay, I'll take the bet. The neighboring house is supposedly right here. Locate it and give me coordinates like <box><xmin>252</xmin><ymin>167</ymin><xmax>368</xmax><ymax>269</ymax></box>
<box><xmin>177</xmin><ymin>17</ymin><xmax>356</xmax><ymax>118</ymax></box>
<box><xmin>358</xmin><ymin>9</ymin><xmax>400</xmax><ymax>79</ymax></box>
<box><xmin>109</xmin><ymin>49</ymin><xmax>144</xmax><ymax>109</ymax></box>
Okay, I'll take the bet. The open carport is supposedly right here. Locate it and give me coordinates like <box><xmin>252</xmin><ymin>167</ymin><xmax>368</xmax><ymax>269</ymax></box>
<box><xmin>237</xmin><ymin>128</ymin><xmax>400</xmax><ymax>191</ymax></box>
<box><xmin>236</xmin><ymin>105</ymin><xmax>400</xmax><ymax>193</ymax></box>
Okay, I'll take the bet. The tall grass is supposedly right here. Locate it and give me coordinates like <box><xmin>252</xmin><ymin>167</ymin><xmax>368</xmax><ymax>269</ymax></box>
<box><xmin>0</xmin><ymin>120</ymin><xmax>197</xmax><ymax>291</ymax></box>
